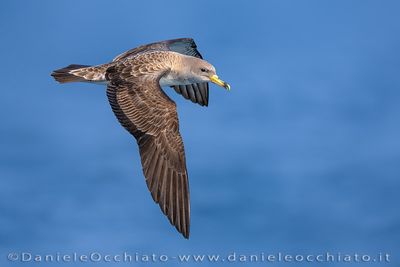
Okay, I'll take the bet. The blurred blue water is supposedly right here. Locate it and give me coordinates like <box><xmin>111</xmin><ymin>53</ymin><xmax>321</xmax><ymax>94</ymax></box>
<box><xmin>0</xmin><ymin>0</ymin><xmax>399</xmax><ymax>266</ymax></box>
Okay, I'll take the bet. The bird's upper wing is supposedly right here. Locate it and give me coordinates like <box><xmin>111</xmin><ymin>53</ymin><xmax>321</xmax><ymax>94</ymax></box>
<box><xmin>112</xmin><ymin>38</ymin><xmax>203</xmax><ymax>61</ymax></box>
<box><xmin>113</xmin><ymin>38</ymin><xmax>209</xmax><ymax>106</ymax></box>
<box><xmin>105</xmin><ymin>62</ymin><xmax>190</xmax><ymax>238</ymax></box>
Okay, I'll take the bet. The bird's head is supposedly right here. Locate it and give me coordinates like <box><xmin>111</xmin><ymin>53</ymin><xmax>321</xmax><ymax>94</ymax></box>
<box><xmin>187</xmin><ymin>58</ymin><xmax>231</xmax><ymax>90</ymax></box>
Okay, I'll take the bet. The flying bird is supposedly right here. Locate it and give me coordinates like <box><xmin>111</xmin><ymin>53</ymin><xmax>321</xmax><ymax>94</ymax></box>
<box><xmin>51</xmin><ymin>38</ymin><xmax>230</xmax><ymax>238</ymax></box>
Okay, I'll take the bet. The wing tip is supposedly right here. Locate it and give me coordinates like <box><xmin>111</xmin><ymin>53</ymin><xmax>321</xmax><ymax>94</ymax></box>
<box><xmin>171</xmin><ymin>83</ymin><xmax>209</xmax><ymax>107</ymax></box>
<box><xmin>182</xmin><ymin>230</ymin><xmax>190</xmax><ymax>239</ymax></box>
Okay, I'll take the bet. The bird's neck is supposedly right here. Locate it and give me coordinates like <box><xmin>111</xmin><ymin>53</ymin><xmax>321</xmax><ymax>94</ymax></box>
<box><xmin>159</xmin><ymin>53</ymin><xmax>192</xmax><ymax>87</ymax></box>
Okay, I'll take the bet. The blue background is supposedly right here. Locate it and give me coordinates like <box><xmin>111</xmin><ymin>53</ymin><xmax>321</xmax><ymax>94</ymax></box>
<box><xmin>1</xmin><ymin>0</ymin><xmax>399</xmax><ymax>266</ymax></box>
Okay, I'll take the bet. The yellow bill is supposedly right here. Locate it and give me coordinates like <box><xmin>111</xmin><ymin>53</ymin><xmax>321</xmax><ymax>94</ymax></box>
<box><xmin>210</xmin><ymin>75</ymin><xmax>230</xmax><ymax>90</ymax></box>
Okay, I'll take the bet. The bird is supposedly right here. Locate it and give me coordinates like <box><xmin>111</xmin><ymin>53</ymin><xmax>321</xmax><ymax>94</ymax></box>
<box><xmin>51</xmin><ymin>38</ymin><xmax>230</xmax><ymax>239</ymax></box>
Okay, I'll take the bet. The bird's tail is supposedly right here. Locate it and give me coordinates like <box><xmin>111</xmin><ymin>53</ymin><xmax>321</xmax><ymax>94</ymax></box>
<box><xmin>51</xmin><ymin>63</ymin><xmax>110</xmax><ymax>84</ymax></box>
<box><xmin>51</xmin><ymin>64</ymin><xmax>91</xmax><ymax>83</ymax></box>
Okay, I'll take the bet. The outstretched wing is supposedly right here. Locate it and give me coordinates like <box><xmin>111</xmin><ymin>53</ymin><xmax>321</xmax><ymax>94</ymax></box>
<box><xmin>113</xmin><ymin>38</ymin><xmax>209</xmax><ymax>106</ymax></box>
<box><xmin>112</xmin><ymin>38</ymin><xmax>203</xmax><ymax>62</ymax></box>
<box><xmin>105</xmin><ymin>63</ymin><xmax>190</xmax><ymax>238</ymax></box>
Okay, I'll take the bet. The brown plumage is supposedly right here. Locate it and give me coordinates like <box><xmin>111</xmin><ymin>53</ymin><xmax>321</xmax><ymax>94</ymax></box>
<box><xmin>52</xmin><ymin>38</ymin><xmax>209</xmax><ymax>106</ymax></box>
<box><xmin>51</xmin><ymin>38</ymin><xmax>230</xmax><ymax>239</ymax></box>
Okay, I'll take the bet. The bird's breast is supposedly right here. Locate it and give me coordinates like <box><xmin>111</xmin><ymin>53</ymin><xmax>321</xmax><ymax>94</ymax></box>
<box><xmin>159</xmin><ymin>72</ymin><xmax>190</xmax><ymax>87</ymax></box>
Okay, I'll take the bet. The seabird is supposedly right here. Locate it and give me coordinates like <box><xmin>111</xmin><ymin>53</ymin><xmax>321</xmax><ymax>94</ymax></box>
<box><xmin>51</xmin><ymin>38</ymin><xmax>230</xmax><ymax>239</ymax></box>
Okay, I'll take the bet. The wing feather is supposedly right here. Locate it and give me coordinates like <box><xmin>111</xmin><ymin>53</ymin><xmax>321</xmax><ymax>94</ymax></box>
<box><xmin>106</xmin><ymin>62</ymin><xmax>190</xmax><ymax>238</ymax></box>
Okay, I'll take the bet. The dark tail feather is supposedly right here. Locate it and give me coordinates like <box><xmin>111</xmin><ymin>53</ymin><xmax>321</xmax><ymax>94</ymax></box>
<box><xmin>51</xmin><ymin>64</ymin><xmax>90</xmax><ymax>83</ymax></box>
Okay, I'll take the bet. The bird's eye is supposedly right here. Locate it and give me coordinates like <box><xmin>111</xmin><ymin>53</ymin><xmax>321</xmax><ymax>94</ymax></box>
<box><xmin>200</xmin><ymin>68</ymin><xmax>207</xmax><ymax>72</ymax></box>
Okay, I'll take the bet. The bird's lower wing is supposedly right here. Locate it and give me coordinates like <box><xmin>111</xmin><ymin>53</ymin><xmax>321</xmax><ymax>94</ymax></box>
<box><xmin>106</xmin><ymin>66</ymin><xmax>190</xmax><ymax>238</ymax></box>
